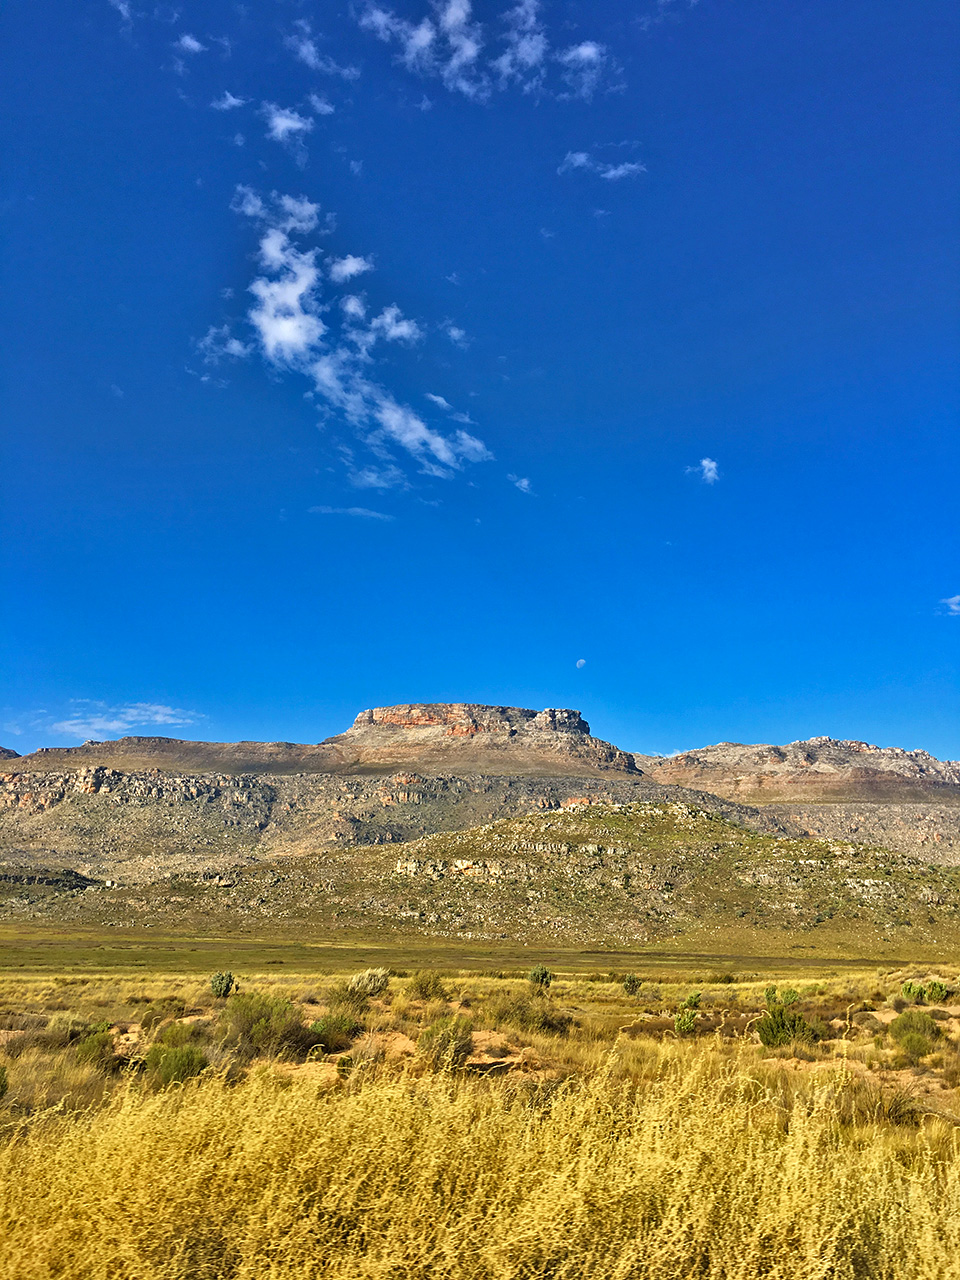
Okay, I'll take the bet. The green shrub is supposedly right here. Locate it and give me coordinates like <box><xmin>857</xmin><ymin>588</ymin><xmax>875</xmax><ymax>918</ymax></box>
<box><xmin>757</xmin><ymin>1003</ymin><xmax>813</xmax><ymax>1048</ymax></box>
<box><xmin>926</xmin><ymin>980</ymin><xmax>949</xmax><ymax>1005</ymax></box>
<box><xmin>407</xmin><ymin>971</ymin><xmax>450</xmax><ymax>1002</ymax></box>
<box><xmin>140</xmin><ymin>998</ymin><xmax>187</xmax><ymax>1032</ymax></box>
<box><xmin>674</xmin><ymin>1008</ymin><xmax>698</xmax><ymax>1036</ymax></box>
<box><xmin>156</xmin><ymin>1021</ymin><xmax>207</xmax><ymax>1048</ymax></box>
<box><xmin>683</xmin><ymin>992</ymin><xmax>702</xmax><ymax>1010</ymax></box>
<box><xmin>901</xmin><ymin>981</ymin><xmax>927</xmax><ymax>1004</ymax></box>
<box><xmin>209</xmin><ymin>972</ymin><xmax>236</xmax><ymax>1000</ymax></box>
<box><xmin>621</xmin><ymin>974</ymin><xmax>642</xmax><ymax>996</ymax></box>
<box><xmin>485</xmin><ymin>993</ymin><xmax>572</xmax><ymax>1036</ymax></box>
<box><xmin>528</xmin><ymin>964</ymin><xmax>554</xmax><ymax>992</ymax></box>
<box><xmin>145</xmin><ymin>1043</ymin><xmax>207</xmax><ymax>1085</ymax></box>
<box><xmin>309</xmin><ymin>1012</ymin><xmax>360</xmax><ymax>1053</ymax></box>
<box><xmin>890</xmin><ymin>1009</ymin><xmax>939</xmax><ymax>1046</ymax></box>
<box><xmin>346</xmin><ymin>968</ymin><xmax>390</xmax><ymax>998</ymax></box>
<box><xmin>417</xmin><ymin>1017</ymin><xmax>473</xmax><ymax>1071</ymax></box>
<box><xmin>219</xmin><ymin>992</ymin><xmax>316</xmax><ymax>1060</ymax></box>
<box><xmin>326</xmin><ymin>982</ymin><xmax>371</xmax><ymax>1016</ymax></box>
<box><xmin>898</xmin><ymin>1032</ymin><xmax>932</xmax><ymax>1063</ymax></box>
<box><xmin>74</xmin><ymin>1031</ymin><xmax>118</xmax><ymax>1073</ymax></box>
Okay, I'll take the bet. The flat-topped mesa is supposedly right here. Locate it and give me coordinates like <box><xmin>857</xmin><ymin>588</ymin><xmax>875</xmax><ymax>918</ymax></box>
<box><xmin>647</xmin><ymin>736</ymin><xmax>960</xmax><ymax>803</ymax></box>
<box><xmin>325</xmin><ymin>704</ymin><xmax>638</xmax><ymax>777</ymax></box>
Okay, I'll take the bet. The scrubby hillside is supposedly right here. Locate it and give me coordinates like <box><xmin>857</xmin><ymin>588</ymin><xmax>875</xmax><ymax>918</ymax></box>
<box><xmin>5</xmin><ymin>802</ymin><xmax>959</xmax><ymax>953</ymax></box>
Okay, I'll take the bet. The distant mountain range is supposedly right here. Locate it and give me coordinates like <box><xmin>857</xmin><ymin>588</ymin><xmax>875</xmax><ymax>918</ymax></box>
<box><xmin>3</xmin><ymin>704</ymin><xmax>960</xmax><ymax>939</ymax></box>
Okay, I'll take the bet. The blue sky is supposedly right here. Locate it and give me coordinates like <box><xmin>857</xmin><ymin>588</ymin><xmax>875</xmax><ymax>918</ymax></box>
<box><xmin>2</xmin><ymin>0</ymin><xmax>958</xmax><ymax>759</ymax></box>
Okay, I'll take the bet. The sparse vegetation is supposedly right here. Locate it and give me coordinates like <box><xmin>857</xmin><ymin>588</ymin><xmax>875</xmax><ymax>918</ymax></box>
<box><xmin>209</xmin><ymin>971</ymin><xmax>236</xmax><ymax>999</ymax></box>
<box><xmin>528</xmin><ymin>962</ymin><xmax>554</xmax><ymax>991</ymax></box>
<box><xmin>417</xmin><ymin>1015</ymin><xmax>473</xmax><ymax>1070</ymax></box>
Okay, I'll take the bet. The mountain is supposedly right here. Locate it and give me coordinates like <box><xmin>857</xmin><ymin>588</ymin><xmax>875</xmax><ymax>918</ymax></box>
<box><xmin>6</xmin><ymin>704</ymin><xmax>639</xmax><ymax>779</ymax></box>
<box><xmin>4</xmin><ymin>801</ymin><xmax>958</xmax><ymax>953</ymax></box>
<box><xmin>647</xmin><ymin>737</ymin><xmax>960</xmax><ymax>804</ymax></box>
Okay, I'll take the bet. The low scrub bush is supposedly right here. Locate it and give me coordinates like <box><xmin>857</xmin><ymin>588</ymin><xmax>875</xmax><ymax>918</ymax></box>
<box><xmin>621</xmin><ymin>974</ymin><xmax>642</xmax><ymax>996</ymax></box>
<box><xmin>484</xmin><ymin>993</ymin><xmax>572</xmax><ymax>1036</ymax></box>
<box><xmin>417</xmin><ymin>1016</ymin><xmax>473</xmax><ymax>1071</ymax></box>
<box><xmin>309</xmin><ymin>1012</ymin><xmax>361</xmax><ymax>1054</ymax></box>
<box><xmin>209</xmin><ymin>972</ymin><xmax>236</xmax><ymax>1000</ymax></box>
<box><xmin>74</xmin><ymin>1031</ymin><xmax>118</xmax><ymax>1074</ymax></box>
<box><xmin>528</xmin><ymin>964</ymin><xmax>554</xmax><ymax>992</ymax></box>
<box><xmin>901</xmin><ymin>981</ymin><xmax>927</xmax><ymax>1004</ymax></box>
<box><xmin>674</xmin><ymin>1008</ymin><xmax>698</xmax><ymax>1036</ymax></box>
<box><xmin>890</xmin><ymin>1009</ymin><xmax>939</xmax><ymax>1046</ymax></box>
<box><xmin>756</xmin><ymin>994</ymin><xmax>814</xmax><ymax>1049</ymax></box>
<box><xmin>926</xmin><ymin>980</ymin><xmax>950</xmax><ymax>1004</ymax></box>
<box><xmin>145</xmin><ymin>1044</ymin><xmax>208</xmax><ymax>1086</ymax></box>
<box><xmin>219</xmin><ymin>993</ymin><xmax>316</xmax><ymax>1060</ymax></box>
<box><xmin>141</xmin><ymin>999</ymin><xmax>187</xmax><ymax>1032</ymax></box>
<box><xmin>346</xmin><ymin>969</ymin><xmax>390</xmax><ymax>998</ymax></box>
<box><xmin>156</xmin><ymin>1021</ymin><xmax>207</xmax><ymax>1049</ymax></box>
<box><xmin>407</xmin><ymin>971</ymin><xmax>449</xmax><ymax>1002</ymax></box>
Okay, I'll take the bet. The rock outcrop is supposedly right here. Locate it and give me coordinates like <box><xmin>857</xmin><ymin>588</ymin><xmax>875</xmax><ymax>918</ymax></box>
<box><xmin>647</xmin><ymin>737</ymin><xmax>960</xmax><ymax>804</ymax></box>
<box><xmin>8</xmin><ymin>704</ymin><xmax>640</xmax><ymax>779</ymax></box>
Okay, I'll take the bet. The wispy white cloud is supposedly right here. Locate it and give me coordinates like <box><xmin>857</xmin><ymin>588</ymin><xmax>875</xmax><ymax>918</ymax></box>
<box><xmin>309</xmin><ymin>505</ymin><xmax>395</xmax><ymax>520</ymax></box>
<box><xmin>940</xmin><ymin>595</ymin><xmax>960</xmax><ymax>616</ymax></box>
<box><xmin>358</xmin><ymin>0</ymin><xmax>615</xmax><ymax>100</ymax></box>
<box><xmin>225</xmin><ymin>188</ymin><xmax>491</xmax><ymax>484</ymax></box>
<box><xmin>508</xmin><ymin>473</ymin><xmax>533</xmax><ymax>493</ymax></box>
<box><xmin>329</xmin><ymin>254</ymin><xmax>374</xmax><ymax>283</ymax></box>
<box><xmin>197</xmin><ymin>324</ymin><xmax>251</xmax><ymax>364</ymax></box>
<box><xmin>308</xmin><ymin>93</ymin><xmax>335</xmax><ymax>116</ymax></box>
<box><xmin>575</xmin><ymin>658</ymin><xmax>586</xmax><ymax>669</ymax></box>
<box><xmin>558</xmin><ymin>149</ymin><xmax>645</xmax><ymax>180</ymax></box>
<box><xmin>426</xmin><ymin>392</ymin><xmax>452</xmax><ymax>409</ymax></box>
<box><xmin>443</xmin><ymin>321</ymin><xmax>468</xmax><ymax>346</ymax></box>
<box><xmin>211</xmin><ymin>91</ymin><xmax>246</xmax><ymax>111</ymax></box>
<box><xmin>285</xmin><ymin>20</ymin><xmax>361</xmax><ymax>79</ymax></box>
<box><xmin>107</xmin><ymin>0</ymin><xmax>132</xmax><ymax>25</ymax></box>
<box><xmin>261</xmin><ymin>104</ymin><xmax>314</xmax><ymax>161</ymax></box>
<box><xmin>175</xmin><ymin>33</ymin><xmax>206</xmax><ymax>54</ymax></box>
<box><xmin>50</xmin><ymin>701</ymin><xmax>202</xmax><ymax>741</ymax></box>
<box><xmin>687</xmin><ymin>457</ymin><xmax>719</xmax><ymax>484</ymax></box>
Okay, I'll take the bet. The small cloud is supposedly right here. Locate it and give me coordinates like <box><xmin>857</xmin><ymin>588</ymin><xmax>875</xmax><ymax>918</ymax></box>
<box><xmin>444</xmin><ymin>321</ymin><xmax>468</xmax><ymax>346</ymax></box>
<box><xmin>349</xmin><ymin>159</ymin><xmax>364</xmax><ymax>176</ymax></box>
<box><xmin>349</xmin><ymin>465</ymin><xmax>407</xmax><ymax>490</ymax></box>
<box><xmin>558</xmin><ymin>149</ymin><xmax>645</xmax><ymax>180</ymax></box>
<box><xmin>939</xmin><ymin>595</ymin><xmax>960</xmax><ymax>616</ymax></box>
<box><xmin>329</xmin><ymin>254</ymin><xmax>374</xmax><ymax>284</ymax></box>
<box><xmin>49</xmin><ymin>701</ymin><xmax>202</xmax><ymax>741</ymax></box>
<box><xmin>557</xmin><ymin>150</ymin><xmax>591</xmax><ymax>174</ymax></box>
<box><xmin>285</xmin><ymin>21</ymin><xmax>360</xmax><ymax>79</ymax></box>
<box><xmin>175</xmin><ymin>33</ymin><xmax>206</xmax><ymax>54</ymax></box>
<box><xmin>233</xmin><ymin>132</ymin><xmax>245</xmax><ymax>146</ymax></box>
<box><xmin>426</xmin><ymin>392</ymin><xmax>452</xmax><ymax>409</ymax></box>
<box><xmin>575</xmin><ymin>658</ymin><xmax>586</xmax><ymax>669</ymax></box>
<box><xmin>309</xmin><ymin>505</ymin><xmax>395</xmax><ymax>521</ymax></box>
<box><xmin>341</xmin><ymin>294</ymin><xmax>367</xmax><ymax>320</ymax></box>
<box><xmin>261</xmin><ymin>103</ymin><xmax>314</xmax><ymax>150</ymax></box>
<box><xmin>508</xmin><ymin>473</ymin><xmax>533</xmax><ymax>494</ymax></box>
<box><xmin>109</xmin><ymin>384</ymin><xmax>124</xmax><ymax>398</ymax></box>
<box><xmin>445</xmin><ymin>271</ymin><xmax>460</xmax><ymax>284</ymax></box>
<box><xmin>687</xmin><ymin>457</ymin><xmax>719</xmax><ymax>484</ymax></box>
<box><xmin>197</xmin><ymin>324</ymin><xmax>251</xmax><ymax>364</ymax></box>
<box><xmin>211</xmin><ymin>91</ymin><xmax>246</xmax><ymax>110</ymax></box>
<box><xmin>308</xmin><ymin>93</ymin><xmax>335</xmax><ymax>116</ymax></box>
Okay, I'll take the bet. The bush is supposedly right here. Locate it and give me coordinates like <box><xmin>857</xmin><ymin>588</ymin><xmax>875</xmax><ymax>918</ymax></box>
<box><xmin>145</xmin><ymin>1044</ymin><xmax>208</xmax><ymax>1085</ymax></box>
<box><xmin>219</xmin><ymin>992</ymin><xmax>316</xmax><ymax>1060</ymax></box>
<box><xmin>326</xmin><ymin>982</ymin><xmax>371</xmax><ymax>1017</ymax></box>
<box><xmin>346</xmin><ymin>968</ymin><xmax>390</xmax><ymax>998</ymax></box>
<box><xmin>897</xmin><ymin>1032</ymin><xmax>932</xmax><ymax>1064</ymax></box>
<box><xmin>417</xmin><ymin>1017</ymin><xmax>473</xmax><ymax>1071</ymax></box>
<box><xmin>74</xmin><ymin>1031</ymin><xmax>118</xmax><ymax>1073</ymax></box>
<box><xmin>683</xmin><ymin>992</ymin><xmax>702</xmax><ymax>1010</ymax></box>
<box><xmin>757</xmin><ymin>1003</ymin><xmax>813</xmax><ymax>1048</ymax></box>
<box><xmin>901</xmin><ymin>981</ymin><xmax>927</xmax><ymax>1004</ymax></box>
<box><xmin>309</xmin><ymin>1012</ymin><xmax>361</xmax><ymax>1054</ymax></box>
<box><xmin>890</xmin><ymin>1009</ymin><xmax>939</xmax><ymax>1046</ymax></box>
<box><xmin>674</xmin><ymin>1008</ymin><xmax>698</xmax><ymax>1036</ymax></box>
<box><xmin>140</xmin><ymin>999</ymin><xmax>187</xmax><ymax>1032</ymax></box>
<box><xmin>485</xmin><ymin>993</ymin><xmax>572</xmax><ymax>1036</ymax></box>
<box><xmin>926</xmin><ymin>980</ymin><xmax>949</xmax><ymax>1005</ymax></box>
<box><xmin>209</xmin><ymin>972</ymin><xmax>236</xmax><ymax>1000</ymax></box>
<box><xmin>621</xmin><ymin>973</ymin><xmax>642</xmax><ymax>996</ymax></box>
<box><xmin>156</xmin><ymin>1021</ymin><xmax>207</xmax><ymax>1049</ymax></box>
<box><xmin>528</xmin><ymin>964</ymin><xmax>554</xmax><ymax>992</ymax></box>
<box><xmin>407</xmin><ymin>971</ymin><xmax>449</xmax><ymax>1002</ymax></box>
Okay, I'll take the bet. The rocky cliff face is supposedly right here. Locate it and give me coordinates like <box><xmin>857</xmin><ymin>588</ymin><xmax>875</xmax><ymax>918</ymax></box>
<box><xmin>7</xmin><ymin>704</ymin><xmax>640</xmax><ymax>779</ymax></box>
<box><xmin>648</xmin><ymin>737</ymin><xmax>960</xmax><ymax>803</ymax></box>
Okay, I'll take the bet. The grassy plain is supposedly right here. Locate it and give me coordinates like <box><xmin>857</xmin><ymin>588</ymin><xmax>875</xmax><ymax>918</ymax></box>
<box><xmin>2</xmin><ymin>937</ymin><xmax>960</xmax><ymax>1278</ymax></box>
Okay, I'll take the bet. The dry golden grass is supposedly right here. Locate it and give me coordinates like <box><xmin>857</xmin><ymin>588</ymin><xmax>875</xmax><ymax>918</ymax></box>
<box><xmin>1</xmin><ymin>1046</ymin><xmax>960</xmax><ymax>1279</ymax></box>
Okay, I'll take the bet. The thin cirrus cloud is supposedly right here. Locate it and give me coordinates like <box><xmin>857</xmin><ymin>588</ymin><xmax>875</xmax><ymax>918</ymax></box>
<box><xmin>200</xmin><ymin>186</ymin><xmax>491</xmax><ymax>487</ymax></box>
<box><xmin>309</xmin><ymin>505</ymin><xmax>395</xmax><ymax>521</ymax></box>
<box><xmin>212</xmin><ymin>91</ymin><xmax>247</xmax><ymax>111</ymax></box>
<box><xmin>557</xmin><ymin>150</ymin><xmax>646</xmax><ymax>180</ymax></box>
<box><xmin>284</xmin><ymin>20</ymin><xmax>361</xmax><ymax>79</ymax></box>
<box><xmin>48</xmin><ymin>701</ymin><xmax>202</xmax><ymax>741</ymax></box>
<box><xmin>357</xmin><ymin>0</ymin><xmax>617</xmax><ymax>102</ymax></box>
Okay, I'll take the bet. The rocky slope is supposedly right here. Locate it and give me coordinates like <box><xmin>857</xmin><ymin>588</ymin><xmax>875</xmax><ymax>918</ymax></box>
<box><xmin>4</xmin><ymin>802</ymin><xmax>958</xmax><ymax>951</ymax></box>
<box><xmin>648</xmin><ymin>737</ymin><xmax>960</xmax><ymax>804</ymax></box>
